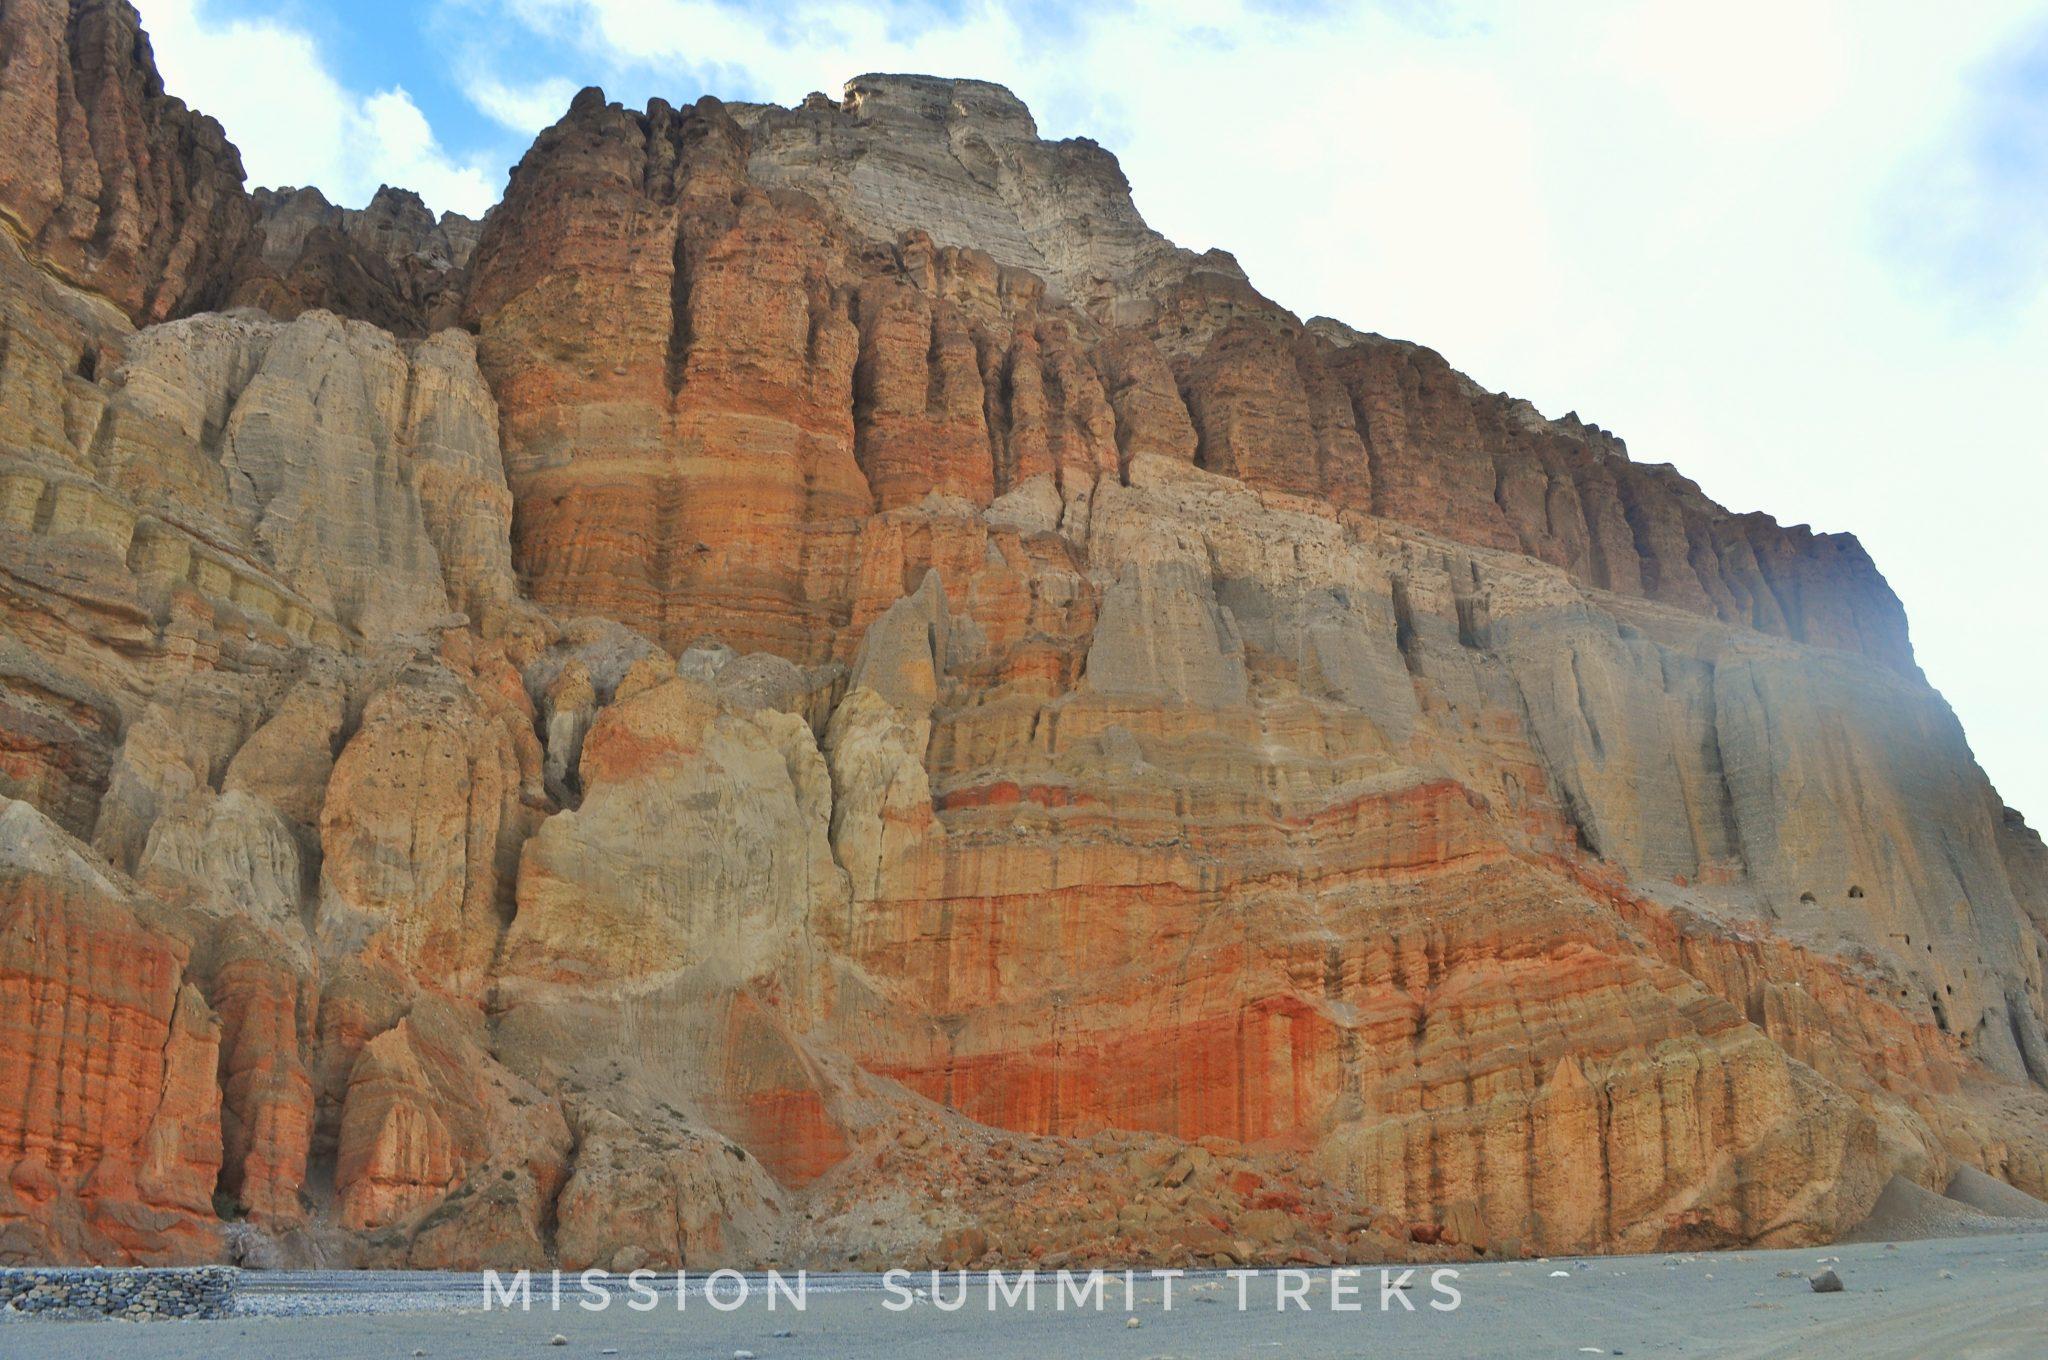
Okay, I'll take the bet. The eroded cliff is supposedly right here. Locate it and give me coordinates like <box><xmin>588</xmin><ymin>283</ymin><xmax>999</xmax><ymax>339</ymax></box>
<box><xmin>0</xmin><ymin>0</ymin><xmax>2042</xmax><ymax>1270</ymax></box>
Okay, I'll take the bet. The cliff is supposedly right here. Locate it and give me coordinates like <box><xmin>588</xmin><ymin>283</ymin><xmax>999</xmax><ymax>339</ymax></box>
<box><xmin>0</xmin><ymin>0</ymin><xmax>2041</xmax><ymax>1270</ymax></box>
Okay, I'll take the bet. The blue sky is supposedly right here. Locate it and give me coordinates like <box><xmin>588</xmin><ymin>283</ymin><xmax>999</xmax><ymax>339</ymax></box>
<box><xmin>136</xmin><ymin>0</ymin><xmax>2048</xmax><ymax>822</ymax></box>
<box><xmin>252</xmin><ymin>0</ymin><xmax>511</xmax><ymax>160</ymax></box>
<box><xmin>1886</xmin><ymin>26</ymin><xmax>2048</xmax><ymax>316</ymax></box>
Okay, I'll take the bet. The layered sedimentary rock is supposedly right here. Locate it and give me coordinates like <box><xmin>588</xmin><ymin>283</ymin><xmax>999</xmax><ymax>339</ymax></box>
<box><xmin>465</xmin><ymin>81</ymin><xmax>1911</xmax><ymax>678</ymax></box>
<box><xmin>0</xmin><ymin>798</ymin><xmax>223</xmax><ymax>1262</ymax></box>
<box><xmin>0</xmin><ymin>0</ymin><xmax>2042</xmax><ymax>1270</ymax></box>
<box><xmin>226</xmin><ymin>185</ymin><xmax>481</xmax><ymax>335</ymax></box>
<box><xmin>0</xmin><ymin>0</ymin><xmax>253</xmax><ymax>323</ymax></box>
<box><xmin>248</xmin><ymin>186</ymin><xmax>480</xmax><ymax>283</ymax></box>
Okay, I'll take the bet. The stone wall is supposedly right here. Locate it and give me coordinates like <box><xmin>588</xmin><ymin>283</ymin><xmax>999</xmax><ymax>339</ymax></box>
<box><xmin>0</xmin><ymin>1266</ymin><xmax>238</xmax><ymax>1319</ymax></box>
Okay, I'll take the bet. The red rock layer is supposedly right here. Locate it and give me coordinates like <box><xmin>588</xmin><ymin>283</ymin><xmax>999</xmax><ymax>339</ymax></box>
<box><xmin>830</xmin><ymin>700</ymin><xmax>1885</xmax><ymax>1252</ymax></box>
<box><xmin>203</xmin><ymin>934</ymin><xmax>316</xmax><ymax>1226</ymax></box>
<box><xmin>465</xmin><ymin>91</ymin><xmax>870</xmax><ymax>658</ymax></box>
<box><xmin>463</xmin><ymin>91</ymin><xmax>1912</xmax><ymax>674</ymax></box>
<box><xmin>1280</xmin><ymin>320</ymin><xmax>1913</xmax><ymax>670</ymax></box>
<box><xmin>0</xmin><ymin>812</ymin><xmax>222</xmax><ymax>1262</ymax></box>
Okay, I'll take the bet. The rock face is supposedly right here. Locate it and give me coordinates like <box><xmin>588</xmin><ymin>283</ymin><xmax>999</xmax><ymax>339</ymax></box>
<box><xmin>0</xmin><ymin>0</ymin><xmax>253</xmax><ymax>323</ymax></box>
<box><xmin>0</xmin><ymin>799</ymin><xmax>222</xmax><ymax>1263</ymax></box>
<box><xmin>97</xmin><ymin>308</ymin><xmax>526</xmax><ymax>640</ymax></box>
<box><xmin>227</xmin><ymin>185</ymin><xmax>481</xmax><ymax>335</ymax></box>
<box><xmin>0</xmin><ymin>0</ymin><xmax>2043</xmax><ymax>1269</ymax></box>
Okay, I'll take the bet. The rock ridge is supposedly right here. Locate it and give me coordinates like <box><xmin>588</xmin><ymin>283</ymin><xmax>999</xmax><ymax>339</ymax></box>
<box><xmin>0</xmin><ymin>0</ymin><xmax>2039</xmax><ymax>1274</ymax></box>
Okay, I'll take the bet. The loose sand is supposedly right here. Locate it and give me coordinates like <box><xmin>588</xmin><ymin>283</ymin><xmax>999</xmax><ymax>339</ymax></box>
<box><xmin>1945</xmin><ymin>1165</ymin><xmax>2048</xmax><ymax>1220</ymax></box>
<box><xmin>1841</xmin><ymin>1175</ymin><xmax>2048</xmax><ymax>1243</ymax></box>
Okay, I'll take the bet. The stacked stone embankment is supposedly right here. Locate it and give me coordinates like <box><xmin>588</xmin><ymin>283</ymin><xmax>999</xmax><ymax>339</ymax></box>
<box><xmin>0</xmin><ymin>1266</ymin><xmax>238</xmax><ymax>1320</ymax></box>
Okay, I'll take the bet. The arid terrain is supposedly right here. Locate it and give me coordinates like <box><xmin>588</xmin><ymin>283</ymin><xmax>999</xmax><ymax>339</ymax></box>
<box><xmin>1</xmin><ymin>0</ymin><xmax>2045</xmax><ymax>1279</ymax></box>
<box><xmin>4</xmin><ymin>1235</ymin><xmax>2048</xmax><ymax>1360</ymax></box>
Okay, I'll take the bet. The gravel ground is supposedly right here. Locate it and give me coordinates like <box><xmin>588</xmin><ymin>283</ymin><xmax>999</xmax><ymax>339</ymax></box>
<box><xmin>1839</xmin><ymin>1176</ymin><xmax>2048</xmax><ymax>1243</ymax></box>
<box><xmin>1945</xmin><ymin>1165</ymin><xmax>2048</xmax><ymax>1219</ymax></box>
<box><xmin>2</xmin><ymin>1231</ymin><xmax>2044</xmax><ymax>1359</ymax></box>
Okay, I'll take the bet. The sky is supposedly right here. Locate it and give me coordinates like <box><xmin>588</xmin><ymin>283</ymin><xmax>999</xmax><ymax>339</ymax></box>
<box><xmin>134</xmin><ymin>0</ymin><xmax>2048</xmax><ymax>823</ymax></box>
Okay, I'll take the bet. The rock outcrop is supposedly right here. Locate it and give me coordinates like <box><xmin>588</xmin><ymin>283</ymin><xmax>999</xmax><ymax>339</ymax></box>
<box><xmin>0</xmin><ymin>0</ymin><xmax>253</xmax><ymax>323</ymax></box>
<box><xmin>0</xmin><ymin>0</ymin><xmax>2042</xmax><ymax>1271</ymax></box>
<box><xmin>0</xmin><ymin>799</ymin><xmax>223</xmax><ymax>1263</ymax></box>
<box><xmin>226</xmin><ymin>185</ymin><xmax>481</xmax><ymax>335</ymax></box>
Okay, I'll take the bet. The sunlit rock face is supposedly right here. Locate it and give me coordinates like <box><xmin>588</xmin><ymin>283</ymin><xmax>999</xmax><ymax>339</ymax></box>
<box><xmin>0</xmin><ymin>0</ymin><xmax>2042</xmax><ymax>1270</ymax></box>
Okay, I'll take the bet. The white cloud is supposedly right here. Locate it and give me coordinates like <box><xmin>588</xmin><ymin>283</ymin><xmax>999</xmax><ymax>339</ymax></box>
<box><xmin>359</xmin><ymin>89</ymin><xmax>498</xmax><ymax>216</ymax></box>
<box><xmin>135</xmin><ymin>0</ymin><xmax>500</xmax><ymax>216</ymax></box>
<box><xmin>464</xmin><ymin>73</ymin><xmax>584</xmax><ymax>135</ymax></box>
<box><xmin>1600</xmin><ymin>0</ymin><xmax>1851</xmax><ymax>136</ymax></box>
